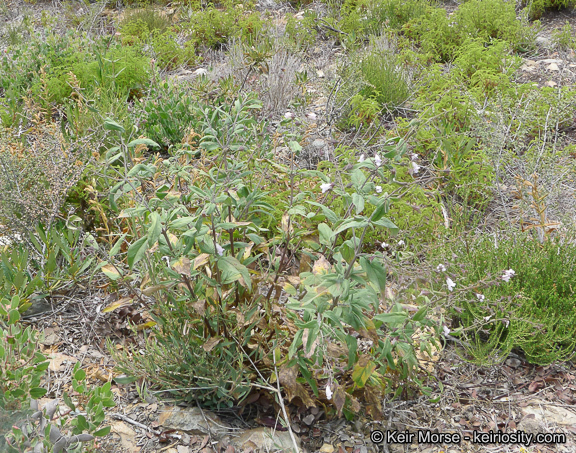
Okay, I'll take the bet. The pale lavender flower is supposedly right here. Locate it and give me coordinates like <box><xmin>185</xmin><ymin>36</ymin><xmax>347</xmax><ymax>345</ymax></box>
<box><xmin>476</xmin><ymin>293</ymin><xmax>485</xmax><ymax>301</ymax></box>
<box><xmin>216</xmin><ymin>244</ymin><xmax>224</xmax><ymax>256</ymax></box>
<box><xmin>443</xmin><ymin>325</ymin><xmax>451</xmax><ymax>337</ymax></box>
<box><xmin>375</xmin><ymin>185</ymin><xmax>382</xmax><ymax>193</ymax></box>
<box><xmin>446</xmin><ymin>277</ymin><xmax>456</xmax><ymax>292</ymax></box>
<box><xmin>358</xmin><ymin>154</ymin><xmax>366</xmax><ymax>162</ymax></box>
<box><xmin>374</xmin><ymin>154</ymin><xmax>382</xmax><ymax>167</ymax></box>
<box><xmin>284</xmin><ymin>112</ymin><xmax>294</xmax><ymax>119</ymax></box>
<box><xmin>437</xmin><ymin>264</ymin><xmax>446</xmax><ymax>272</ymax></box>
<box><xmin>411</xmin><ymin>162</ymin><xmax>421</xmax><ymax>174</ymax></box>
<box><xmin>325</xmin><ymin>384</ymin><xmax>333</xmax><ymax>400</ymax></box>
<box><xmin>502</xmin><ymin>269</ymin><xmax>516</xmax><ymax>282</ymax></box>
<box><xmin>306</xmin><ymin>112</ymin><xmax>317</xmax><ymax>120</ymax></box>
<box><xmin>320</xmin><ymin>182</ymin><xmax>334</xmax><ymax>193</ymax></box>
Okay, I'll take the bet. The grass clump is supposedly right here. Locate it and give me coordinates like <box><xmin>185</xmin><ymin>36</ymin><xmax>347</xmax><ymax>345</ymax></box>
<box><xmin>443</xmin><ymin>234</ymin><xmax>576</xmax><ymax>365</ymax></box>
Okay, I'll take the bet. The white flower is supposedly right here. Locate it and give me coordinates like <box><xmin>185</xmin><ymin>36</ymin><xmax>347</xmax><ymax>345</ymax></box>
<box><xmin>411</xmin><ymin>161</ymin><xmax>421</xmax><ymax>174</ymax></box>
<box><xmin>410</xmin><ymin>153</ymin><xmax>418</xmax><ymax>161</ymax></box>
<box><xmin>502</xmin><ymin>269</ymin><xmax>516</xmax><ymax>282</ymax></box>
<box><xmin>476</xmin><ymin>293</ymin><xmax>485</xmax><ymax>301</ymax></box>
<box><xmin>375</xmin><ymin>185</ymin><xmax>382</xmax><ymax>193</ymax></box>
<box><xmin>397</xmin><ymin>240</ymin><xmax>405</xmax><ymax>246</ymax></box>
<box><xmin>284</xmin><ymin>112</ymin><xmax>294</xmax><ymax>119</ymax></box>
<box><xmin>216</xmin><ymin>244</ymin><xmax>224</xmax><ymax>256</ymax></box>
<box><xmin>358</xmin><ymin>154</ymin><xmax>366</xmax><ymax>162</ymax></box>
<box><xmin>443</xmin><ymin>325</ymin><xmax>451</xmax><ymax>337</ymax></box>
<box><xmin>320</xmin><ymin>182</ymin><xmax>334</xmax><ymax>193</ymax></box>
<box><xmin>484</xmin><ymin>315</ymin><xmax>492</xmax><ymax>322</ymax></box>
<box><xmin>374</xmin><ymin>154</ymin><xmax>382</xmax><ymax>167</ymax></box>
<box><xmin>381</xmin><ymin>242</ymin><xmax>389</xmax><ymax>249</ymax></box>
<box><xmin>446</xmin><ymin>277</ymin><xmax>456</xmax><ymax>292</ymax></box>
<box><xmin>306</xmin><ymin>112</ymin><xmax>317</xmax><ymax>120</ymax></box>
<box><xmin>326</xmin><ymin>384</ymin><xmax>333</xmax><ymax>400</ymax></box>
<box><xmin>437</xmin><ymin>264</ymin><xmax>446</xmax><ymax>272</ymax></box>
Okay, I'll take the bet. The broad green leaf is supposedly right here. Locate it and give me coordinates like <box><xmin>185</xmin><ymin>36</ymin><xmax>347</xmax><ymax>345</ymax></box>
<box><xmin>109</xmin><ymin>233</ymin><xmax>127</xmax><ymax>257</ymax></box>
<box><xmin>127</xmin><ymin>138</ymin><xmax>160</xmax><ymax>148</ymax></box>
<box><xmin>352</xmin><ymin>193</ymin><xmax>364</xmax><ymax>215</ymax></box>
<box><xmin>350</xmin><ymin>168</ymin><xmax>366</xmax><ymax>187</ymax></box>
<box><xmin>217</xmin><ymin>256</ymin><xmax>251</xmax><ymax>290</ymax></box>
<box><xmin>8</xmin><ymin>308</ymin><xmax>20</xmax><ymax>324</ymax></box>
<box><xmin>371</xmin><ymin>201</ymin><xmax>388</xmax><ymax>222</ymax></box>
<box><xmin>127</xmin><ymin>236</ymin><xmax>149</xmax><ymax>268</ymax></box>
<box><xmin>169</xmin><ymin>216</ymin><xmax>197</xmax><ymax>229</ymax></box>
<box><xmin>359</xmin><ymin>257</ymin><xmax>387</xmax><ymax>293</ymax></box>
<box><xmin>103</xmin><ymin>118</ymin><xmax>125</xmax><ymax>133</ymax></box>
<box><xmin>374</xmin><ymin>312</ymin><xmax>407</xmax><ymax>325</ymax></box>
<box><xmin>373</xmin><ymin>217</ymin><xmax>399</xmax><ymax>235</ymax></box>
<box><xmin>332</xmin><ymin>218</ymin><xmax>369</xmax><ymax>237</ymax></box>
<box><xmin>318</xmin><ymin>223</ymin><xmax>332</xmax><ymax>246</ymax></box>
<box><xmin>147</xmin><ymin>212</ymin><xmax>162</xmax><ymax>247</ymax></box>
<box><xmin>93</xmin><ymin>426</ymin><xmax>111</xmax><ymax>437</ymax></box>
<box><xmin>30</xmin><ymin>388</ymin><xmax>47</xmax><ymax>399</ymax></box>
<box><xmin>74</xmin><ymin>368</ymin><xmax>86</xmax><ymax>381</ymax></box>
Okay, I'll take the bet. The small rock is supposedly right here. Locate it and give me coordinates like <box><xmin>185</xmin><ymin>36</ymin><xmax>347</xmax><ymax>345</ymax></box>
<box><xmin>540</xmin><ymin>58</ymin><xmax>562</xmax><ymax>64</ymax></box>
<box><xmin>535</xmin><ymin>36</ymin><xmax>551</xmax><ymax>47</ymax></box>
<box><xmin>231</xmin><ymin>427</ymin><xmax>300</xmax><ymax>452</ymax></box>
<box><xmin>547</xmin><ymin>63</ymin><xmax>560</xmax><ymax>71</ymax></box>
<box><xmin>320</xmin><ymin>444</ymin><xmax>335</xmax><ymax>453</ymax></box>
<box><xmin>505</xmin><ymin>357</ymin><xmax>522</xmax><ymax>368</ymax></box>
<box><xmin>517</xmin><ymin>414</ymin><xmax>545</xmax><ymax>434</ymax></box>
<box><xmin>159</xmin><ymin>407</ymin><xmax>230</xmax><ymax>437</ymax></box>
<box><xmin>317</xmin><ymin>70</ymin><xmax>325</xmax><ymax>78</ymax></box>
<box><xmin>544</xmin><ymin>80</ymin><xmax>558</xmax><ymax>87</ymax></box>
<box><xmin>303</xmin><ymin>414</ymin><xmax>316</xmax><ymax>426</ymax></box>
<box><xmin>312</xmin><ymin>139</ymin><xmax>326</xmax><ymax>150</ymax></box>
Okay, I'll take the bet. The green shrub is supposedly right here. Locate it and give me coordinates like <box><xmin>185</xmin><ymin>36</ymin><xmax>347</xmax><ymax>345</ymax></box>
<box><xmin>403</xmin><ymin>0</ymin><xmax>538</xmax><ymax>61</ymax></box>
<box><xmin>359</xmin><ymin>50</ymin><xmax>411</xmax><ymax>110</ymax></box>
<box><xmin>118</xmin><ymin>7</ymin><xmax>171</xmax><ymax>44</ymax></box>
<box><xmin>105</xmin><ymin>100</ymin><xmax>439</xmax><ymax>418</ymax></box>
<box><xmin>522</xmin><ymin>0</ymin><xmax>576</xmax><ymax>19</ymax></box>
<box><xmin>285</xmin><ymin>12</ymin><xmax>319</xmax><ymax>49</ymax></box>
<box><xmin>552</xmin><ymin>20</ymin><xmax>576</xmax><ymax>50</ymax></box>
<box><xmin>444</xmin><ymin>234</ymin><xmax>576</xmax><ymax>365</ymax></box>
<box><xmin>453</xmin><ymin>38</ymin><xmax>522</xmax><ymax>98</ymax></box>
<box><xmin>135</xmin><ymin>82</ymin><xmax>203</xmax><ymax>154</ymax></box>
<box><xmin>183</xmin><ymin>6</ymin><xmax>264</xmax><ymax>50</ymax></box>
<box><xmin>0</xmin><ymin>295</ymin><xmax>114</xmax><ymax>452</ymax></box>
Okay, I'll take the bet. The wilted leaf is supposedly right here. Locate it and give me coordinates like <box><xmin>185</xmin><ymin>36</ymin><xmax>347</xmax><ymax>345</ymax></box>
<box><xmin>352</xmin><ymin>359</ymin><xmax>377</xmax><ymax>389</ymax></box>
<box><xmin>281</xmin><ymin>213</ymin><xmax>293</xmax><ymax>236</ymax></box>
<box><xmin>333</xmin><ymin>384</ymin><xmax>346</xmax><ymax>416</ymax></box>
<box><xmin>192</xmin><ymin>299</ymin><xmax>206</xmax><ymax>316</ymax></box>
<box><xmin>203</xmin><ymin>337</ymin><xmax>222</xmax><ymax>352</ymax></box>
<box><xmin>173</xmin><ymin>257</ymin><xmax>191</xmax><ymax>276</ymax></box>
<box><xmin>135</xmin><ymin>321</ymin><xmax>156</xmax><ymax>331</ymax></box>
<box><xmin>312</xmin><ymin>255</ymin><xmax>331</xmax><ymax>275</ymax></box>
<box><xmin>101</xmin><ymin>264</ymin><xmax>122</xmax><ymax>281</ymax></box>
<box><xmin>193</xmin><ymin>253</ymin><xmax>210</xmax><ymax>270</ymax></box>
<box><xmin>102</xmin><ymin>297</ymin><xmax>133</xmax><ymax>313</ymax></box>
<box><xmin>279</xmin><ymin>365</ymin><xmax>316</xmax><ymax>408</ymax></box>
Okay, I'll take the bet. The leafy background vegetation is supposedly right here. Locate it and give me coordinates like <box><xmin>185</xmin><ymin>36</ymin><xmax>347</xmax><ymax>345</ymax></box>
<box><xmin>1</xmin><ymin>0</ymin><xmax>576</xmax><ymax>450</ymax></box>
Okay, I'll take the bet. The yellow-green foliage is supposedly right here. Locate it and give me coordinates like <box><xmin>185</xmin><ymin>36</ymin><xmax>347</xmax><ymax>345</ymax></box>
<box><xmin>521</xmin><ymin>0</ymin><xmax>576</xmax><ymax>19</ymax></box>
<box><xmin>183</xmin><ymin>6</ymin><xmax>264</xmax><ymax>49</ymax></box>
